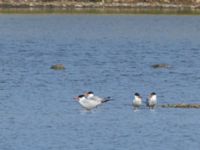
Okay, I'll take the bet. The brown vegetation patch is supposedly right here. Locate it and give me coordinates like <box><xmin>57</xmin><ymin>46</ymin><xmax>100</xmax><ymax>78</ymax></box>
<box><xmin>161</xmin><ymin>103</ymin><xmax>200</xmax><ymax>108</ymax></box>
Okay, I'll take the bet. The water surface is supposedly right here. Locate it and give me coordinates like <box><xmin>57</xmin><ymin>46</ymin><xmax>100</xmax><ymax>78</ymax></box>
<box><xmin>0</xmin><ymin>14</ymin><xmax>200</xmax><ymax>150</ymax></box>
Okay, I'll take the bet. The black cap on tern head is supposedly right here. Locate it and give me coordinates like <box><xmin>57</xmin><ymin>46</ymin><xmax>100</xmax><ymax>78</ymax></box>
<box><xmin>134</xmin><ymin>93</ymin><xmax>140</xmax><ymax>96</ymax></box>
<box><xmin>78</xmin><ymin>95</ymin><xmax>85</xmax><ymax>98</ymax></box>
<box><xmin>151</xmin><ymin>92</ymin><xmax>156</xmax><ymax>95</ymax></box>
<box><xmin>87</xmin><ymin>91</ymin><xmax>94</xmax><ymax>94</ymax></box>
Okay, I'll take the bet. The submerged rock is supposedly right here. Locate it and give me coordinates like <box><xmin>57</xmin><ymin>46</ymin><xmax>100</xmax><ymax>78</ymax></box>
<box><xmin>50</xmin><ymin>64</ymin><xmax>65</xmax><ymax>70</ymax></box>
<box><xmin>151</xmin><ymin>64</ymin><xmax>169</xmax><ymax>69</ymax></box>
<box><xmin>161</xmin><ymin>103</ymin><xmax>200</xmax><ymax>108</ymax></box>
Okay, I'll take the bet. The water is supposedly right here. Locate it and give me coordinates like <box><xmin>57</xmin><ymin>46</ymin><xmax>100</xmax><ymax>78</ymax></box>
<box><xmin>0</xmin><ymin>14</ymin><xmax>200</xmax><ymax>150</ymax></box>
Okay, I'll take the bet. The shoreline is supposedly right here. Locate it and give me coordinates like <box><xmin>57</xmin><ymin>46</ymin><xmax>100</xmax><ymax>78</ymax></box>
<box><xmin>0</xmin><ymin>1</ymin><xmax>200</xmax><ymax>9</ymax></box>
<box><xmin>1</xmin><ymin>8</ymin><xmax>200</xmax><ymax>15</ymax></box>
<box><xmin>1</xmin><ymin>1</ymin><xmax>200</xmax><ymax>14</ymax></box>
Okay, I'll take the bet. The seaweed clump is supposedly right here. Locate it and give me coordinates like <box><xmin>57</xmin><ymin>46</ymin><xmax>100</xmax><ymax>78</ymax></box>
<box><xmin>151</xmin><ymin>64</ymin><xmax>169</xmax><ymax>69</ymax></box>
<box><xmin>161</xmin><ymin>103</ymin><xmax>200</xmax><ymax>108</ymax></box>
<box><xmin>50</xmin><ymin>64</ymin><xmax>65</xmax><ymax>70</ymax></box>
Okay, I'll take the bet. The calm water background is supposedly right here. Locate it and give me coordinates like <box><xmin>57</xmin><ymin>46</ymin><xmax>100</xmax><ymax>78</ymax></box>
<box><xmin>0</xmin><ymin>14</ymin><xmax>200</xmax><ymax>150</ymax></box>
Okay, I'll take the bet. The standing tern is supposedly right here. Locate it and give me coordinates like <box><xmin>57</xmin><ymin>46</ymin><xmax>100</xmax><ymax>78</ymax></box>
<box><xmin>133</xmin><ymin>93</ymin><xmax>142</xmax><ymax>110</ymax></box>
<box><xmin>146</xmin><ymin>92</ymin><xmax>157</xmax><ymax>109</ymax></box>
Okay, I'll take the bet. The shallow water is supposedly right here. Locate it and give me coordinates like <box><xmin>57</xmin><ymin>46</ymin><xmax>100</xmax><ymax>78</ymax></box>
<box><xmin>0</xmin><ymin>14</ymin><xmax>200</xmax><ymax>150</ymax></box>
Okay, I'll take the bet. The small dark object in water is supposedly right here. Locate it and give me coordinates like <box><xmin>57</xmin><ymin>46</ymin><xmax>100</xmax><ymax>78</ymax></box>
<box><xmin>50</xmin><ymin>64</ymin><xmax>65</xmax><ymax>70</ymax></box>
<box><xmin>151</xmin><ymin>64</ymin><xmax>169</xmax><ymax>69</ymax></box>
<box><xmin>161</xmin><ymin>103</ymin><xmax>200</xmax><ymax>108</ymax></box>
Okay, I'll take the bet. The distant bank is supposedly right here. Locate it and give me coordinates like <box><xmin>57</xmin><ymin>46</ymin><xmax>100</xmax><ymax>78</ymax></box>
<box><xmin>1</xmin><ymin>0</ymin><xmax>200</xmax><ymax>14</ymax></box>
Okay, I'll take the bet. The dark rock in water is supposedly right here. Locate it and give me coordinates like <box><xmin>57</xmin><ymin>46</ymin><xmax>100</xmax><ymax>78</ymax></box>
<box><xmin>161</xmin><ymin>103</ymin><xmax>200</xmax><ymax>108</ymax></box>
<box><xmin>50</xmin><ymin>64</ymin><xmax>65</xmax><ymax>70</ymax></box>
<box><xmin>151</xmin><ymin>64</ymin><xmax>169</xmax><ymax>69</ymax></box>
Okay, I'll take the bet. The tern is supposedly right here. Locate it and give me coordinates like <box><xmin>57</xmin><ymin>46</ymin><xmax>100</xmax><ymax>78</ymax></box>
<box><xmin>133</xmin><ymin>93</ymin><xmax>142</xmax><ymax>110</ymax></box>
<box><xmin>74</xmin><ymin>95</ymin><xmax>101</xmax><ymax>110</ymax></box>
<box><xmin>84</xmin><ymin>91</ymin><xmax>111</xmax><ymax>103</ymax></box>
<box><xmin>147</xmin><ymin>92</ymin><xmax>157</xmax><ymax>109</ymax></box>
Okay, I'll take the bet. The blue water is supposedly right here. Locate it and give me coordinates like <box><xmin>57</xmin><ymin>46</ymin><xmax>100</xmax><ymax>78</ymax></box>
<box><xmin>0</xmin><ymin>14</ymin><xmax>200</xmax><ymax>150</ymax></box>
